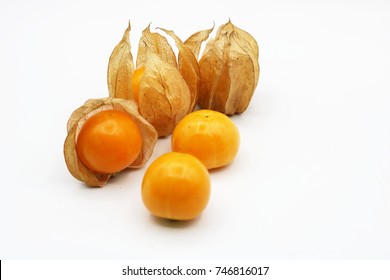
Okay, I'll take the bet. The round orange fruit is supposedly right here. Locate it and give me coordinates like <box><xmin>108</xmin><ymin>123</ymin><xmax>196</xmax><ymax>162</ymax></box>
<box><xmin>171</xmin><ymin>109</ymin><xmax>240</xmax><ymax>169</ymax></box>
<box><xmin>141</xmin><ymin>152</ymin><xmax>211</xmax><ymax>220</ymax></box>
<box><xmin>76</xmin><ymin>109</ymin><xmax>142</xmax><ymax>174</ymax></box>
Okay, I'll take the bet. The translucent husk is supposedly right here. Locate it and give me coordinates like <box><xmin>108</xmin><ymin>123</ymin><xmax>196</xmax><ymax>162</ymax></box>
<box><xmin>137</xmin><ymin>52</ymin><xmax>191</xmax><ymax>137</ymax></box>
<box><xmin>64</xmin><ymin>97</ymin><xmax>158</xmax><ymax>187</ymax></box>
<box><xmin>107</xmin><ymin>23</ymin><xmax>212</xmax><ymax>137</ymax></box>
<box><xmin>107</xmin><ymin>22</ymin><xmax>134</xmax><ymax>100</ymax></box>
<box><xmin>158</xmin><ymin>28</ymin><xmax>200</xmax><ymax>112</ymax></box>
<box><xmin>184</xmin><ymin>25</ymin><xmax>214</xmax><ymax>60</ymax></box>
<box><xmin>197</xmin><ymin>20</ymin><xmax>260</xmax><ymax>115</ymax></box>
<box><xmin>136</xmin><ymin>24</ymin><xmax>178</xmax><ymax>69</ymax></box>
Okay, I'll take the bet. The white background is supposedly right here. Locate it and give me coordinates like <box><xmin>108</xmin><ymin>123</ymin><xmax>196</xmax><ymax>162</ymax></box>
<box><xmin>0</xmin><ymin>0</ymin><xmax>389</xmax><ymax>260</ymax></box>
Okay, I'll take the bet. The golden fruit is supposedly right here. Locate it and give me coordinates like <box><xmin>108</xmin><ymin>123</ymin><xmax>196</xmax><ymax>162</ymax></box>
<box><xmin>171</xmin><ymin>109</ymin><xmax>240</xmax><ymax>169</ymax></box>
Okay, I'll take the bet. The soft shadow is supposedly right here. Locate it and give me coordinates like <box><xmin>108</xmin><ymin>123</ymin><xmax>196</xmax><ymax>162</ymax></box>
<box><xmin>150</xmin><ymin>215</ymin><xmax>201</xmax><ymax>229</ymax></box>
<box><xmin>208</xmin><ymin>163</ymin><xmax>233</xmax><ymax>174</ymax></box>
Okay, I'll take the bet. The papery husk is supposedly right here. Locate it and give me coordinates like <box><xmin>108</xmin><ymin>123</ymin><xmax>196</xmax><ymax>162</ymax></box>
<box><xmin>137</xmin><ymin>53</ymin><xmax>191</xmax><ymax>137</ymax></box>
<box><xmin>107</xmin><ymin>22</ymin><xmax>135</xmax><ymax>100</ymax></box>
<box><xmin>107</xmin><ymin>24</ymin><xmax>192</xmax><ymax>137</ymax></box>
<box><xmin>198</xmin><ymin>20</ymin><xmax>260</xmax><ymax>115</ymax></box>
<box><xmin>158</xmin><ymin>28</ymin><xmax>200</xmax><ymax>112</ymax></box>
<box><xmin>136</xmin><ymin>24</ymin><xmax>177</xmax><ymax>69</ymax></box>
<box><xmin>64</xmin><ymin>97</ymin><xmax>158</xmax><ymax>187</ymax></box>
<box><xmin>184</xmin><ymin>25</ymin><xmax>214</xmax><ymax>60</ymax></box>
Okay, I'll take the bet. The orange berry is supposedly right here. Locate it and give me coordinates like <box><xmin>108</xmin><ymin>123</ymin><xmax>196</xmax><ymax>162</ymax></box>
<box><xmin>142</xmin><ymin>152</ymin><xmax>211</xmax><ymax>220</ymax></box>
<box><xmin>76</xmin><ymin>110</ymin><xmax>142</xmax><ymax>174</ymax></box>
<box><xmin>171</xmin><ymin>109</ymin><xmax>240</xmax><ymax>169</ymax></box>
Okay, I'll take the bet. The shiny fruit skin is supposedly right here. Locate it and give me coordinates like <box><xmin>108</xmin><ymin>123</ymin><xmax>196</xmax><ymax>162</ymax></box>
<box><xmin>171</xmin><ymin>109</ymin><xmax>240</xmax><ymax>169</ymax></box>
<box><xmin>142</xmin><ymin>152</ymin><xmax>211</xmax><ymax>220</ymax></box>
<box><xmin>132</xmin><ymin>66</ymin><xmax>145</xmax><ymax>104</ymax></box>
<box><xmin>76</xmin><ymin>109</ymin><xmax>142</xmax><ymax>174</ymax></box>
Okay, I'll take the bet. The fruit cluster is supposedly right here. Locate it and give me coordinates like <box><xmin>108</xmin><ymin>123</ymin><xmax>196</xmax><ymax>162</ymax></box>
<box><xmin>64</xmin><ymin>20</ymin><xmax>259</xmax><ymax>221</ymax></box>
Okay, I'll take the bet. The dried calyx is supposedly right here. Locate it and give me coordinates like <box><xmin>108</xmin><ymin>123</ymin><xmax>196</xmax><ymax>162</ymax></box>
<box><xmin>197</xmin><ymin>20</ymin><xmax>260</xmax><ymax>115</ymax></box>
<box><xmin>64</xmin><ymin>97</ymin><xmax>158</xmax><ymax>187</ymax></box>
<box><xmin>107</xmin><ymin>22</ymin><xmax>212</xmax><ymax>137</ymax></box>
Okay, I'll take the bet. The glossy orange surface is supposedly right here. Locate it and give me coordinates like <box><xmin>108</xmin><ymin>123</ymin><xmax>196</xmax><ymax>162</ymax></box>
<box><xmin>76</xmin><ymin>109</ymin><xmax>142</xmax><ymax>174</ymax></box>
<box><xmin>171</xmin><ymin>109</ymin><xmax>240</xmax><ymax>169</ymax></box>
<box><xmin>142</xmin><ymin>152</ymin><xmax>211</xmax><ymax>220</ymax></box>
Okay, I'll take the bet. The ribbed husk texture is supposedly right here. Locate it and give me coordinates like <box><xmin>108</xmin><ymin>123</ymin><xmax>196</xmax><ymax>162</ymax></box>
<box><xmin>107</xmin><ymin>23</ymin><xmax>212</xmax><ymax>137</ymax></box>
<box><xmin>197</xmin><ymin>20</ymin><xmax>260</xmax><ymax>115</ymax></box>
